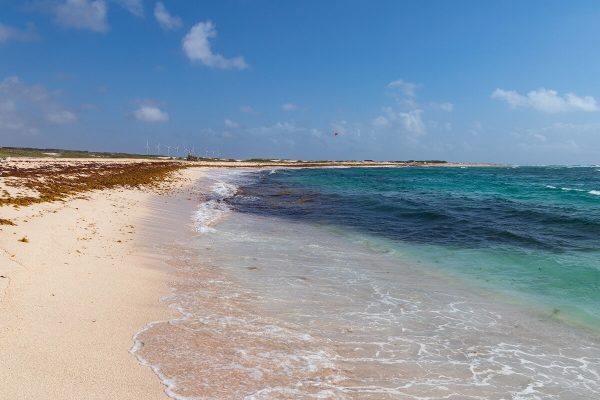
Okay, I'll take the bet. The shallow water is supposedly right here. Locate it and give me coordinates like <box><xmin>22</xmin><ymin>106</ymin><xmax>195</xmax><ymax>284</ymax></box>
<box><xmin>133</xmin><ymin>168</ymin><xmax>600</xmax><ymax>399</ymax></box>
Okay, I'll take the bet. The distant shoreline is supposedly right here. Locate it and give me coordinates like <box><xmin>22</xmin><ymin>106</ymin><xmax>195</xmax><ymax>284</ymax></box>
<box><xmin>0</xmin><ymin>146</ymin><xmax>503</xmax><ymax>168</ymax></box>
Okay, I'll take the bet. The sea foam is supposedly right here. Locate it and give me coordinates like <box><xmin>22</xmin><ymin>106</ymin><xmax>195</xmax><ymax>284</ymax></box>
<box><xmin>192</xmin><ymin>171</ymin><xmax>255</xmax><ymax>233</ymax></box>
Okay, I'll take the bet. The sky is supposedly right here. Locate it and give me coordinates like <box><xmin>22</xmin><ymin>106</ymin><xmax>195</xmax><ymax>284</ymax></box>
<box><xmin>1</xmin><ymin>1</ymin><xmax>600</xmax><ymax>164</ymax></box>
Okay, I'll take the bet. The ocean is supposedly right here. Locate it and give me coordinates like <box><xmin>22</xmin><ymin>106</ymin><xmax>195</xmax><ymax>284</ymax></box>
<box><xmin>133</xmin><ymin>166</ymin><xmax>600</xmax><ymax>399</ymax></box>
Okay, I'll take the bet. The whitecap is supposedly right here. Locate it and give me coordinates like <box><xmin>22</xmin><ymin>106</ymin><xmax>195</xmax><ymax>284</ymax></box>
<box><xmin>191</xmin><ymin>171</ymin><xmax>259</xmax><ymax>234</ymax></box>
<box><xmin>193</xmin><ymin>200</ymin><xmax>230</xmax><ymax>233</ymax></box>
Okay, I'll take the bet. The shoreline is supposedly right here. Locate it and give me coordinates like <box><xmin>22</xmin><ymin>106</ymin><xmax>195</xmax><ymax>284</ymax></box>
<box><xmin>0</xmin><ymin>163</ymin><xmax>204</xmax><ymax>399</ymax></box>
<box><xmin>2</xmin><ymin>161</ymin><xmax>598</xmax><ymax>398</ymax></box>
<box><xmin>0</xmin><ymin>155</ymin><xmax>504</xmax><ymax>169</ymax></box>
<box><xmin>134</xmin><ymin>167</ymin><xmax>600</xmax><ymax>398</ymax></box>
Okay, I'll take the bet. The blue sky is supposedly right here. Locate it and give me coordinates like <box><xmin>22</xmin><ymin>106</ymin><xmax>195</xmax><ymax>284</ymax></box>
<box><xmin>1</xmin><ymin>1</ymin><xmax>600</xmax><ymax>164</ymax></box>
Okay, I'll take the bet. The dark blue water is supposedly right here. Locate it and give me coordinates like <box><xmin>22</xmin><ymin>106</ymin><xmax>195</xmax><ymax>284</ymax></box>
<box><xmin>230</xmin><ymin>166</ymin><xmax>600</xmax><ymax>330</ymax></box>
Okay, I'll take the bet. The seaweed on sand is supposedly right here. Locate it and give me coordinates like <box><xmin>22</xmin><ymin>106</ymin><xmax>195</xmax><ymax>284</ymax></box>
<box><xmin>0</xmin><ymin>161</ymin><xmax>186</xmax><ymax>207</ymax></box>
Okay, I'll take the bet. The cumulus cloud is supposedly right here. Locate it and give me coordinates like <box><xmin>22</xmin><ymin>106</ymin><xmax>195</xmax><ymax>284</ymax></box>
<box><xmin>182</xmin><ymin>21</ymin><xmax>248</xmax><ymax>69</ymax></box>
<box><xmin>374</xmin><ymin>108</ymin><xmax>425</xmax><ymax>136</ymax></box>
<box><xmin>491</xmin><ymin>88</ymin><xmax>598</xmax><ymax>113</ymax></box>
<box><xmin>224</xmin><ymin>119</ymin><xmax>240</xmax><ymax>128</ymax></box>
<box><xmin>368</xmin><ymin>78</ymin><xmax>455</xmax><ymax>141</ymax></box>
<box><xmin>54</xmin><ymin>0</ymin><xmax>109</xmax><ymax>32</ymax></box>
<box><xmin>0</xmin><ymin>22</ymin><xmax>37</xmax><ymax>44</ymax></box>
<box><xmin>281</xmin><ymin>103</ymin><xmax>299</xmax><ymax>111</ymax></box>
<box><xmin>134</xmin><ymin>105</ymin><xmax>168</xmax><ymax>122</ymax></box>
<box><xmin>0</xmin><ymin>76</ymin><xmax>77</xmax><ymax>136</ymax></box>
<box><xmin>113</xmin><ymin>0</ymin><xmax>144</xmax><ymax>17</ymax></box>
<box><xmin>387</xmin><ymin>79</ymin><xmax>418</xmax><ymax>97</ymax></box>
<box><xmin>154</xmin><ymin>2</ymin><xmax>182</xmax><ymax>30</ymax></box>
<box><xmin>399</xmin><ymin>110</ymin><xmax>426</xmax><ymax>135</ymax></box>
<box><xmin>372</xmin><ymin>115</ymin><xmax>390</xmax><ymax>128</ymax></box>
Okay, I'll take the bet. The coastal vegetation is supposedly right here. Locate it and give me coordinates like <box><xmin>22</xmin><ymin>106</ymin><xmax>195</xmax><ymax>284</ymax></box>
<box><xmin>0</xmin><ymin>147</ymin><xmax>160</xmax><ymax>159</ymax></box>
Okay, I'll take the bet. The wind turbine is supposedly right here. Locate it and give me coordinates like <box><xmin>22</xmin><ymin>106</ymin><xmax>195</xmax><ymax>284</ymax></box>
<box><xmin>166</xmin><ymin>145</ymin><xmax>171</xmax><ymax>157</ymax></box>
<box><xmin>145</xmin><ymin>139</ymin><xmax>150</xmax><ymax>155</ymax></box>
<box><xmin>175</xmin><ymin>145</ymin><xmax>180</xmax><ymax>156</ymax></box>
<box><xmin>156</xmin><ymin>143</ymin><xmax>161</xmax><ymax>154</ymax></box>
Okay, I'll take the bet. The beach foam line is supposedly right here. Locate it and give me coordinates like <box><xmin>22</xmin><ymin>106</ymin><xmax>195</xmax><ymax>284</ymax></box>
<box><xmin>131</xmin><ymin>300</ymin><xmax>199</xmax><ymax>400</ymax></box>
<box><xmin>192</xmin><ymin>170</ymin><xmax>258</xmax><ymax>234</ymax></box>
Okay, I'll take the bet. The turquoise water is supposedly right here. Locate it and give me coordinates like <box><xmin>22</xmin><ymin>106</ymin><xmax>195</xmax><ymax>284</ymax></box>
<box><xmin>136</xmin><ymin>167</ymin><xmax>600</xmax><ymax>399</ymax></box>
<box><xmin>232</xmin><ymin>166</ymin><xmax>600</xmax><ymax>331</ymax></box>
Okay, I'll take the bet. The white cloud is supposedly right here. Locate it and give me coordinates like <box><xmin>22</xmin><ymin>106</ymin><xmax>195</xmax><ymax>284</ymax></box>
<box><xmin>491</xmin><ymin>88</ymin><xmax>598</xmax><ymax>113</ymax></box>
<box><xmin>240</xmin><ymin>105</ymin><xmax>254</xmax><ymax>113</ymax></box>
<box><xmin>439</xmin><ymin>102</ymin><xmax>453</xmax><ymax>112</ymax></box>
<box><xmin>54</xmin><ymin>0</ymin><xmax>109</xmax><ymax>32</ymax></box>
<box><xmin>373</xmin><ymin>107</ymin><xmax>426</xmax><ymax>137</ymax></box>
<box><xmin>0</xmin><ymin>76</ymin><xmax>77</xmax><ymax>136</ymax></box>
<box><xmin>330</xmin><ymin>120</ymin><xmax>363</xmax><ymax>139</ymax></box>
<box><xmin>47</xmin><ymin>109</ymin><xmax>77</xmax><ymax>123</ymax></box>
<box><xmin>182</xmin><ymin>21</ymin><xmax>248</xmax><ymax>70</ymax></box>
<box><xmin>134</xmin><ymin>105</ymin><xmax>168</xmax><ymax>122</ymax></box>
<box><xmin>154</xmin><ymin>2</ymin><xmax>182</xmax><ymax>30</ymax></box>
<box><xmin>245</xmin><ymin>121</ymin><xmax>323</xmax><ymax>146</ymax></box>
<box><xmin>281</xmin><ymin>103</ymin><xmax>299</xmax><ymax>111</ymax></box>
<box><xmin>387</xmin><ymin>79</ymin><xmax>417</xmax><ymax>97</ymax></box>
<box><xmin>113</xmin><ymin>0</ymin><xmax>143</xmax><ymax>17</ymax></box>
<box><xmin>224</xmin><ymin>119</ymin><xmax>240</xmax><ymax>128</ymax></box>
<box><xmin>249</xmin><ymin>121</ymin><xmax>299</xmax><ymax>135</ymax></box>
<box><xmin>509</xmin><ymin>122</ymin><xmax>600</xmax><ymax>163</ymax></box>
<box><xmin>372</xmin><ymin>115</ymin><xmax>390</xmax><ymax>128</ymax></box>
<box><xmin>398</xmin><ymin>109</ymin><xmax>426</xmax><ymax>135</ymax></box>
<box><xmin>0</xmin><ymin>22</ymin><xmax>37</xmax><ymax>44</ymax></box>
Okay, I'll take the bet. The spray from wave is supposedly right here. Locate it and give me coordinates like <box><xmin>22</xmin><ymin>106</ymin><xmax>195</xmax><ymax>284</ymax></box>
<box><xmin>192</xmin><ymin>171</ymin><xmax>258</xmax><ymax>233</ymax></box>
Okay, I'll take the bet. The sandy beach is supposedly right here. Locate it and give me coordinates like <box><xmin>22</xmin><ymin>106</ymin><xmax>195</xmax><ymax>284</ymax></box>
<box><xmin>0</xmin><ymin>159</ymin><xmax>202</xmax><ymax>399</ymax></box>
<box><xmin>2</xmin><ymin>4</ymin><xmax>598</xmax><ymax>397</ymax></box>
<box><xmin>0</xmin><ymin>158</ymin><xmax>496</xmax><ymax>399</ymax></box>
<box><xmin>2</xmin><ymin>159</ymin><xmax>599</xmax><ymax>399</ymax></box>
